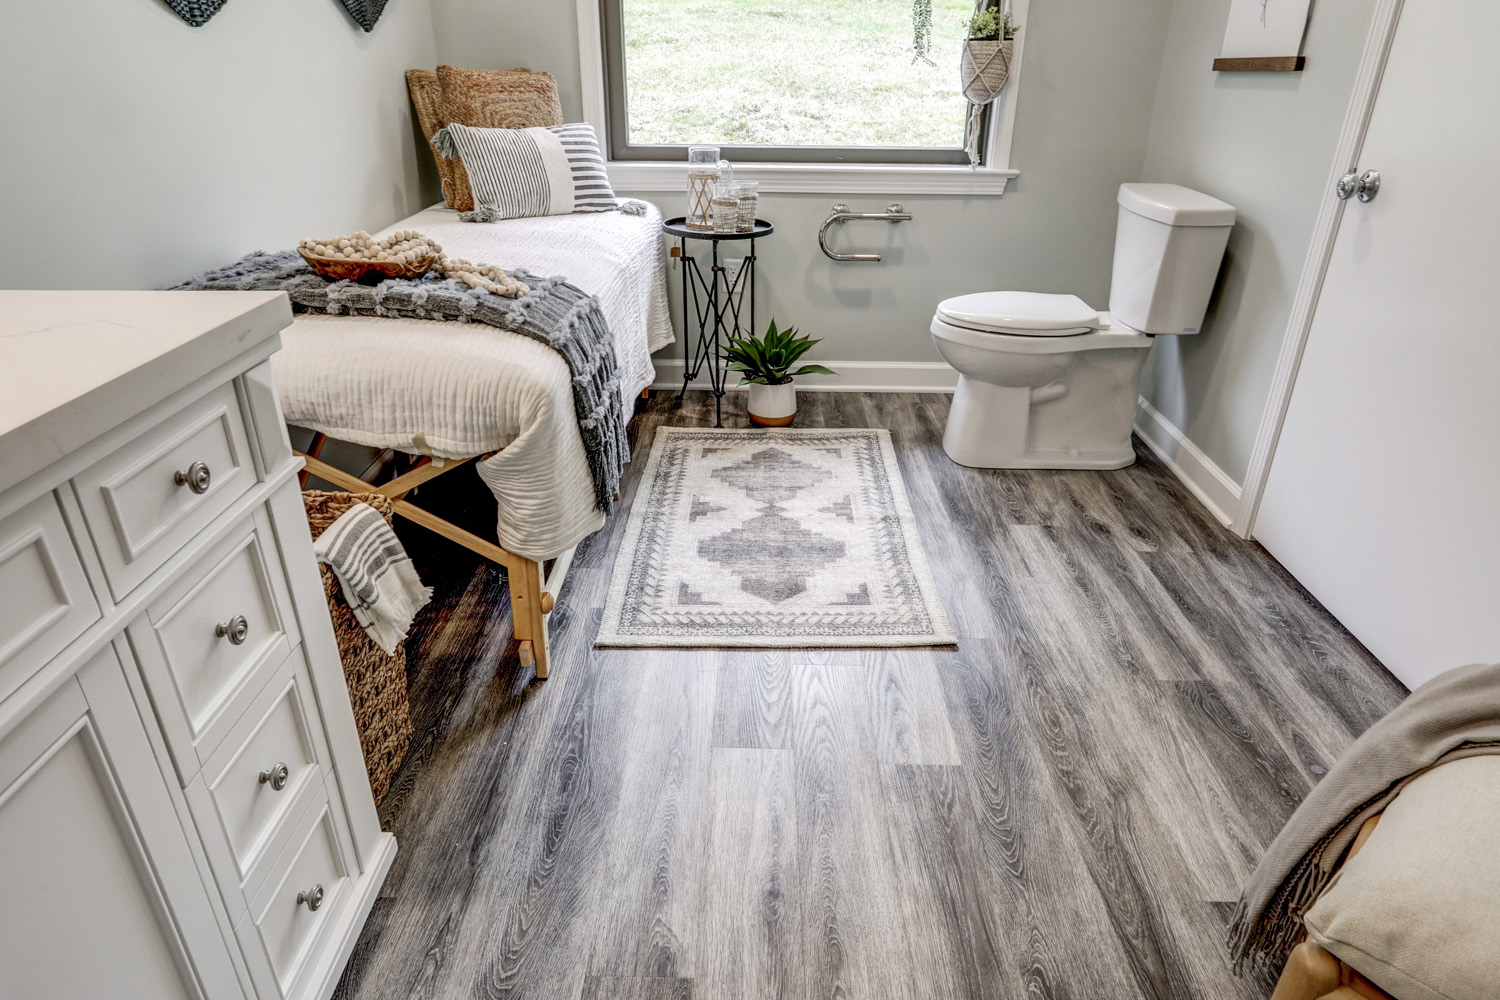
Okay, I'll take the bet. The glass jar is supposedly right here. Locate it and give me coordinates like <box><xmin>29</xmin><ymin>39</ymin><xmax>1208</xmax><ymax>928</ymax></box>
<box><xmin>734</xmin><ymin>181</ymin><xmax>760</xmax><ymax>233</ymax></box>
<box><xmin>712</xmin><ymin>184</ymin><xmax>740</xmax><ymax>234</ymax></box>
<box><xmin>686</xmin><ymin>146</ymin><xmax>732</xmax><ymax>230</ymax></box>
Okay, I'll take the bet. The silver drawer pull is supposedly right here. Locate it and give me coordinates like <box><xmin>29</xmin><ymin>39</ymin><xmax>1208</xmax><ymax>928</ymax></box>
<box><xmin>215</xmin><ymin>615</ymin><xmax>249</xmax><ymax>645</ymax></box>
<box><xmin>173</xmin><ymin>461</ymin><xmax>212</xmax><ymax>494</ymax></box>
<box><xmin>258</xmin><ymin>762</ymin><xmax>290</xmax><ymax>791</ymax></box>
<box><xmin>297</xmin><ymin>884</ymin><xmax>325</xmax><ymax>912</ymax></box>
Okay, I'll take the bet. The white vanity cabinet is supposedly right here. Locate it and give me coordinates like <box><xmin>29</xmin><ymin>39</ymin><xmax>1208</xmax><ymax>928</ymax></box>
<box><xmin>0</xmin><ymin>291</ymin><xmax>395</xmax><ymax>1000</ymax></box>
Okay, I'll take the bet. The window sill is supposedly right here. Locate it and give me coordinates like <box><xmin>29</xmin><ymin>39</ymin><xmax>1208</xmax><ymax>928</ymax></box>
<box><xmin>606</xmin><ymin>159</ymin><xmax>1018</xmax><ymax>196</ymax></box>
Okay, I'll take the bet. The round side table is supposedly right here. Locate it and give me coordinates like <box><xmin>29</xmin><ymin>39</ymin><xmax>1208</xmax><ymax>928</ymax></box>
<box><xmin>662</xmin><ymin>217</ymin><xmax>775</xmax><ymax>427</ymax></box>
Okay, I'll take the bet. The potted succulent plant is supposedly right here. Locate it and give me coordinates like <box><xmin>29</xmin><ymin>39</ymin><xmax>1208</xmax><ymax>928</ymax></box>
<box><xmin>725</xmin><ymin>320</ymin><xmax>834</xmax><ymax>427</ymax></box>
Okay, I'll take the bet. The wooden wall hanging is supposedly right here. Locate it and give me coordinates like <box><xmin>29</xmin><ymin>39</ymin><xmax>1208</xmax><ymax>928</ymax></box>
<box><xmin>1216</xmin><ymin>0</ymin><xmax>1312</xmax><ymax>71</ymax></box>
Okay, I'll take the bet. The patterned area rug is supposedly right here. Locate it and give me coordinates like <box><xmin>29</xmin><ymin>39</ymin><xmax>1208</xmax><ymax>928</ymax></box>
<box><xmin>597</xmin><ymin>428</ymin><xmax>955</xmax><ymax>647</ymax></box>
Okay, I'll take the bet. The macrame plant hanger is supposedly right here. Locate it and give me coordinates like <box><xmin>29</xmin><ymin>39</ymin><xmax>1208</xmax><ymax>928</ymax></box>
<box><xmin>959</xmin><ymin>1</ymin><xmax>1016</xmax><ymax>167</ymax></box>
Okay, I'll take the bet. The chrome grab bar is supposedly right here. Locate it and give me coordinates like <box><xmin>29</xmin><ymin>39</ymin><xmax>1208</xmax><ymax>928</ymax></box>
<box><xmin>818</xmin><ymin>202</ymin><xmax>912</xmax><ymax>262</ymax></box>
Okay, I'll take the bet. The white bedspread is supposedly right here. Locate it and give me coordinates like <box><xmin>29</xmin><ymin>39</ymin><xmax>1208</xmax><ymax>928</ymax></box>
<box><xmin>273</xmin><ymin>203</ymin><xmax>674</xmax><ymax>560</ymax></box>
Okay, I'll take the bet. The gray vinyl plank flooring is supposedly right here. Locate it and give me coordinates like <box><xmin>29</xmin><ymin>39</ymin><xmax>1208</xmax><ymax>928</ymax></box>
<box><xmin>334</xmin><ymin>390</ymin><xmax>1406</xmax><ymax>1000</ymax></box>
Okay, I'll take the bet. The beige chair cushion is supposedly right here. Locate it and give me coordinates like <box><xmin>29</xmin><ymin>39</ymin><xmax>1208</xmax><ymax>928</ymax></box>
<box><xmin>1305</xmin><ymin>754</ymin><xmax>1500</xmax><ymax>1000</ymax></box>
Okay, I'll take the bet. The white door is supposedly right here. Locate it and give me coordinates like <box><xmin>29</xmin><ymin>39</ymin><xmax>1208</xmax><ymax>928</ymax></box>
<box><xmin>0</xmin><ymin>644</ymin><xmax>245</xmax><ymax>1000</ymax></box>
<box><xmin>1254</xmin><ymin>0</ymin><xmax>1500</xmax><ymax>689</ymax></box>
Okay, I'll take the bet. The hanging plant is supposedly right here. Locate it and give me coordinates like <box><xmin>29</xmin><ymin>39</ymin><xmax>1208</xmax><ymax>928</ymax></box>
<box><xmin>911</xmin><ymin>0</ymin><xmax>935</xmax><ymax>66</ymax></box>
<box><xmin>960</xmin><ymin>1</ymin><xmax>1019</xmax><ymax>165</ymax></box>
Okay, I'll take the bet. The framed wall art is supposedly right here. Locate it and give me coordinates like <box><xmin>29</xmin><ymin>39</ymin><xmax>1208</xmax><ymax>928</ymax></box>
<box><xmin>1214</xmin><ymin>0</ymin><xmax>1312</xmax><ymax>72</ymax></box>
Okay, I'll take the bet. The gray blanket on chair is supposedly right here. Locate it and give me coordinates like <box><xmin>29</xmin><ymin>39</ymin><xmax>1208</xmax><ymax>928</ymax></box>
<box><xmin>1229</xmin><ymin>661</ymin><xmax>1500</xmax><ymax>977</ymax></box>
<box><xmin>171</xmin><ymin>250</ymin><xmax>627</xmax><ymax>515</ymax></box>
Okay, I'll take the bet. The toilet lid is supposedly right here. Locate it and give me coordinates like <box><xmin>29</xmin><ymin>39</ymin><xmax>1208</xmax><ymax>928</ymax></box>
<box><xmin>937</xmin><ymin>291</ymin><xmax>1102</xmax><ymax>336</ymax></box>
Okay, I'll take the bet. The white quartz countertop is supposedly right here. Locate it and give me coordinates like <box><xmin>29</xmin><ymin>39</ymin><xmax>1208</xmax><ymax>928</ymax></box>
<box><xmin>0</xmin><ymin>291</ymin><xmax>292</xmax><ymax>496</ymax></box>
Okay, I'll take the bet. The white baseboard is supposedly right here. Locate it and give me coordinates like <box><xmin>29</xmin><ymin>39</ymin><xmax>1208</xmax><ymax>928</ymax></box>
<box><xmin>1133</xmin><ymin>396</ymin><xmax>1243</xmax><ymax>530</ymax></box>
<box><xmin>652</xmin><ymin>359</ymin><xmax>959</xmax><ymax>394</ymax></box>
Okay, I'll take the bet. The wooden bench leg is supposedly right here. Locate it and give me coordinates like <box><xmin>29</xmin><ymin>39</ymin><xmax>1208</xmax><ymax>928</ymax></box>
<box><xmin>298</xmin><ymin>432</ymin><xmax>327</xmax><ymax>488</ymax></box>
<box><xmin>1272</xmin><ymin>942</ymin><xmax>1342</xmax><ymax>1000</ymax></box>
<box><xmin>510</xmin><ymin>556</ymin><xmax>550</xmax><ymax>680</ymax></box>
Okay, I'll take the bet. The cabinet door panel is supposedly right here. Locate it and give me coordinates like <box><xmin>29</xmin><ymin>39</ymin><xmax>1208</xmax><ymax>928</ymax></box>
<box><xmin>0</xmin><ymin>644</ymin><xmax>243</xmax><ymax>1000</ymax></box>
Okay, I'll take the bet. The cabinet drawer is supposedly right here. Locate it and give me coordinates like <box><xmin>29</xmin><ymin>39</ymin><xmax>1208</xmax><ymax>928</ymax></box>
<box><xmin>240</xmin><ymin>794</ymin><xmax>352</xmax><ymax>998</ymax></box>
<box><xmin>73</xmin><ymin>380</ymin><xmax>255</xmax><ymax>599</ymax></box>
<box><xmin>197</xmin><ymin>651</ymin><xmax>326</xmax><ymax>889</ymax></box>
<box><xmin>130</xmin><ymin>507</ymin><xmax>298</xmax><ymax>780</ymax></box>
<box><xmin>0</xmin><ymin>492</ymin><xmax>100</xmax><ymax>704</ymax></box>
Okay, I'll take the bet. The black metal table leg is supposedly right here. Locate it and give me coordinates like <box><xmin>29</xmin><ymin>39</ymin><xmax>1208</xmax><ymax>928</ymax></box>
<box><xmin>662</xmin><ymin>217</ymin><xmax>775</xmax><ymax>428</ymax></box>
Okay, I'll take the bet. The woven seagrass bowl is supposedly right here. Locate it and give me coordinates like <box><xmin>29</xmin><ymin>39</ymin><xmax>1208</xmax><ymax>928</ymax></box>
<box><xmin>298</xmin><ymin>248</ymin><xmax>437</xmax><ymax>284</ymax></box>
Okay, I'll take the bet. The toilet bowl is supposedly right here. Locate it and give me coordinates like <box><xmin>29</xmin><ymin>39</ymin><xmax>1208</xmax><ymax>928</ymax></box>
<box><xmin>932</xmin><ymin>183</ymin><xmax>1236</xmax><ymax>470</ymax></box>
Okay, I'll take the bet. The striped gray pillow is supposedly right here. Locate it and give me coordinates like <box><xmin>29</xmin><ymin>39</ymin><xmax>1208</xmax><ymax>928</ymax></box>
<box><xmin>434</xmin><ymin>122</ymin><xmax>618</xmax><ymax>220</ymax></box>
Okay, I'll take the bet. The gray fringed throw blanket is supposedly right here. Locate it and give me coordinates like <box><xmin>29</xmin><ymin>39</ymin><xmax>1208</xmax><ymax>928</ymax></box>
<box><xmin>1229</xmin><ymin>661</ymin><xmax>1500</xmax><ymax>976</ymax></box>
<box><xmin>172</xmin><ymin>250</ymin><xmax>627</xmax><ymax>514</ymax></box>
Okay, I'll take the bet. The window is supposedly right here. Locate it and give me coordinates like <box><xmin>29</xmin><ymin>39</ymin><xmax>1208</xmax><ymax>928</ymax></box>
<box><xmin>580</xmin><ymin>0</ymin><xmax>1027</xmax><ymax>192</ymax></box>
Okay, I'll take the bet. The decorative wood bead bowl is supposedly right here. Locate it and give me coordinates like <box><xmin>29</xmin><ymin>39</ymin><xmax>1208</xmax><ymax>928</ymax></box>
<box><xmin>297</xmin><ymin>248</ymin><xmax>437</xmax><ymax>283</ymax></box>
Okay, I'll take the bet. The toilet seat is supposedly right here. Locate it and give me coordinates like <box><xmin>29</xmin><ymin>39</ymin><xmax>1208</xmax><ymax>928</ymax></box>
<box><xmin>931</xmin><ymin>313</ymin><xmax>1151</xmax><ymax>355</ymax></box>
<box><xmin>937</xmin><ymin>291</ymin><xmax>1104</xmax><ymax>337</ymax></box>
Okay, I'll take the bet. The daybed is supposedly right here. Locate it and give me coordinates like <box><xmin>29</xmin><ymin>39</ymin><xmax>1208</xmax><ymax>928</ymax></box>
<box><xmin>274</xmin><ymin>202</ymin><xmax>673</xmax><ymax>677</ymax></box>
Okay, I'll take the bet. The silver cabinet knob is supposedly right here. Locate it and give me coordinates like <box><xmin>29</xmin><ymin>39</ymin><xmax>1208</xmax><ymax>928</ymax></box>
<box><xmin>215</xmin><ymin>615</ymin><xmax>249</xmax><ymax>645</ymax></box>
<box><xmin>1336</xmin><ymin>169</ymin><xmax>1381</xmax><ymax>202</ymax></box>
<box><xmin>297</xmin><ymin>884</ymin><xmax>325</xmax><ymax>912</ymax></box>
<box><xmin>173</xmin><ymin>461</ymin><xmax>212</xmax><ymax>494</ymax></box>
<box><xmin>258</xmin><ymin>762</ymin><xmax>290</xmax><ymax>791</ymax></box>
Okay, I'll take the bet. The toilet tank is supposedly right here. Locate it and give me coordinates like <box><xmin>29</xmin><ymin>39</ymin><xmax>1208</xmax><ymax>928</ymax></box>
<box><xmin>1108</xmin><ymin>183</ymin><xmax>1236</xmax><ymax>335</ymax></box>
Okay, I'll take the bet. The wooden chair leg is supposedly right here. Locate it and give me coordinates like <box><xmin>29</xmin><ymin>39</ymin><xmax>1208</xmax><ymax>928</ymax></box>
<box><xmin>1272</xmin><ymin>942</ymin><xmax>1342</xmax><ymax>1000</ymax></box>
<box><xmin>509</xmin><ymin>556</ymin><xmax>550</xmax><ymax>680</ymax></box>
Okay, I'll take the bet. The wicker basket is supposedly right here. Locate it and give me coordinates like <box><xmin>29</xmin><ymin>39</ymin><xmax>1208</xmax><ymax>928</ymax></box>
<box><xmin>302</xmin><ymin>491</ymin><xmax>414</xmax><ymax>804</ymax></box>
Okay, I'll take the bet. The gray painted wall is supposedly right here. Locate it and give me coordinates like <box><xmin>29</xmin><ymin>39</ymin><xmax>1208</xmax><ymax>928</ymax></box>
<box><xmin>0</xmin><ymin>0</ymin><xmax>1377</xmax><ymax>490</ymax></box>
<box><xmin>0</xmin><ymin>0</ymin><xmax>439</xmax><ymax>290</ymax></box>
<box><xmin>430</xmin><ymin>0</ymin><xmax>1177</xmax><ymax>366</ymax></box>
<box><xmin>1138</xmin><ymin>0</ymin><xmax>1376</xmax><ymax>483</ymax></box>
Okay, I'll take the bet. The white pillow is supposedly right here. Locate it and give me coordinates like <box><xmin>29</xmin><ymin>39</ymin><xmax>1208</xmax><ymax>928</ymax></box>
<box><xmin>435</xmin><ymin>122</ymin><xmax>618</xmax><ymax>220</ymax></box>
<box><xmin>1304</xmin><ymin>753</ymin><xmax>1500</xmax><ymax>1000</ymax></box>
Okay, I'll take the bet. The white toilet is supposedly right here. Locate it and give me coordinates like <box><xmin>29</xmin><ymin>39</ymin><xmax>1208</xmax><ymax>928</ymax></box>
<box><xmin>932</xmin><ymin>183</ymin><xmax>1236</xmax><ymax>469</ymax></box>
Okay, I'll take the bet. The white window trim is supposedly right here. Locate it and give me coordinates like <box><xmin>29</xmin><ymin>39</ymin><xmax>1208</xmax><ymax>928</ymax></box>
<box><xmin>575</xmin><ymin>0</ymin><xmax>1028</xmax><ymax>196</ymax></box>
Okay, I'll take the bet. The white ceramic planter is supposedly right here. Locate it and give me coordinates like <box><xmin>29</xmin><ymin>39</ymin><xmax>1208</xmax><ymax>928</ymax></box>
<box><xmin>747</xmin><ymin>381</ymin><xmax>797</xmax><ymax>426</ymax></box>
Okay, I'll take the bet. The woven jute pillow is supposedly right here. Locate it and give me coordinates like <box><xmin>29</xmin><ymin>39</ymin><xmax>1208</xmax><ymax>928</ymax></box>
<box><xmin>302</xmin><ymin>491</ymin><xmax>414</xmax><ymax>804</ymax></box>
<box><xmin>406</xmin><ymin>69</ymin><xmax>467</xmax><ymax>212</ymax></box>
<box><xmin>431</xmin><ymin>65</ymin><xmax>565</xmax><ymax>212</ymax></box>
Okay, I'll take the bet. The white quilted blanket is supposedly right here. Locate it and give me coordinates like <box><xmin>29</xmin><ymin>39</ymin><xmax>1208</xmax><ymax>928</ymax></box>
<box><xmin>273</xmin><ymin>203</ymin><xmax>673</xmax><ymax>560</ymax></box>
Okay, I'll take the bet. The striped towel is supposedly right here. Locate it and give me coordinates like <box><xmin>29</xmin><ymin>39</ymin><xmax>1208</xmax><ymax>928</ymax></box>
<box><xmin>312</xmin><ymin>503</ymin><xmax>433</xmax><ymax>656</ymax></box>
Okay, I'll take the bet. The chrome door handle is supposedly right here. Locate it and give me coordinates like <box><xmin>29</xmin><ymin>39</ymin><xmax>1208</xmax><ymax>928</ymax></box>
<box><xmin>1336</xmin><ymin>169</ymin><xmax>1380</xmax><ymax>203</ymax></box>
<box><xmin>258</xmin><ymin>762</ymin><xmax>290</xmax><ymax>791</ymax></box>
<box><xmin>215</xmin><ymin>615</ymin><xmax>249</xmax><ymax>645</ymax></box>
<box><xmin>174</xmin><ymin>461</ymin><xmax>212</xmax><ymax>494</ymax></box>
<box><xmin>297</xmin><ymin>884</ymin><xmax>325</xmax><ymax>912</ymax></box>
